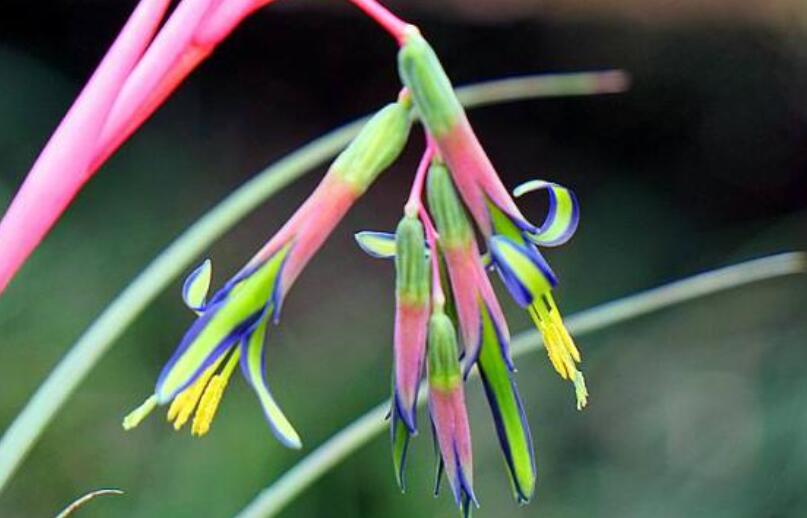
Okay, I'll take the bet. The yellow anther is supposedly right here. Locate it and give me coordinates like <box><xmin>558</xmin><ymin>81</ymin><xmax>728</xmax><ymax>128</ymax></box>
<box><xmin>166</xmin><ymin>356</ymin><xmax>223</xmax><ymax>430</ymax></box>
<box><xmin>191</xmin><ymin>375</ymin><xmax>225</xmax><ymax>437</ymax></box>
<box><xmin>122</xmin><ymin>394</ymin><xmax>158</xmax><ymax>431</ymax></box>
<box><xmin>529</xmin><ymin>294</ymin><xmax>588</xmax><ymax>410</ymax></box>
<box><xmin>191</xmin><ymin>348</ymin><xmax>241</xmax><ymax>437</ymax></box>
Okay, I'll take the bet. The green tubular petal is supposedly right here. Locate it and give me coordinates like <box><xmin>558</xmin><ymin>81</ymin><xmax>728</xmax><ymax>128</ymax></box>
<box><xmin>492</xmin><ymin>238</ymin><xmax>553</xmax><ymax>299</ymax></box>
<box><xmin>487</xmin><ymin>201</ymin><xmax>525</xmax><ymax>244</ymax></box>
<box><xmin>395</xmin><ymin>216</ymin><xmax>430</xmax><ymax>305</ymax></box>
<box><xmin>354</xmin><ymin>231</ymin><xmax>397</xmax><ymax>259</ymax></box>
<box><xmin>398</xmin><ymin>32</ymin><xmax>464</xmax><ymax>137</ymax></box>
<box><xmin>477</xmin><ymin>307</ymin><xmax>536</xmax><ymax>502</ymax></box>
<box><xmin>332</xmin><ymin>101</ymin><xmax>412</xmax><ymax>193</ymax></box>
<box><xmin>426</xmin><ymin>162</ymin><xmax>473</xmax><ymax>249</ymax></box>
<box><xmin>243</xmin><ymin>317</ymin><xmax>302</xmax><ymax>449</ymax></box>
<box><xmin>427</xmin><ymin>313</ymin><xmax>462</xmax><ymax>391</ymax></box>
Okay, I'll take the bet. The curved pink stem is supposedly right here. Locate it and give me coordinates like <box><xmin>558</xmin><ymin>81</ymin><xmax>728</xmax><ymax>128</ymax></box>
<box><xmin>0</xmin><ymin>0</ymin><xmax>171</xmax><ymax>294</ymax></box>
<box><xmin>346</xmin><ymin>0</ymin><xmax>411</xmax><ymax>45</ymax></box>
<box><xmin>92</xmin><ymin>0</ymin><xmax>277</xmax><ymax>171</ymax></box>
<box><xmin>0</xmin><ymin>0</ymin><xmax>274</xmax><ymax>296</ymax></box>
<box><xmin>92</xmin><ymin>0</ymin><xmax>217</xmax><ymax>167</ymax></box>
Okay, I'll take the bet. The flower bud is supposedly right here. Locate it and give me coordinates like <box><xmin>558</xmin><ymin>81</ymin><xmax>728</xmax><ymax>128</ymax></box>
<box><xmin>398</xmin><ymin>32</ymin><xmax>463</xmax><ymax>137</ymax></box>
<box><xmin>427</xmin><ymin>312</ymin><xmax>462</xmax><ymax>392</ymax></box>
<box><xmin>394</xmin><ymin>215</ymin><xmax>430</xmax><ymax>305</ymax></box>
<box><xmin>427</xmin><ymin>310</ymin><xmax>476</xmax><ymax>511</ymax></box>
<box><xmin>426</xmin><ymin>162</ymin><xmax>473</xmax><ymax>249</ymax></box>
<box><xmin>332</xmin><ymin>100</ymin><xmax>412</xmax><ymax>192</ymax></box>
<box><xmin>392</xmin><ymin>214</ymin><xmax>430</xmax><ymax>434</ymax></box>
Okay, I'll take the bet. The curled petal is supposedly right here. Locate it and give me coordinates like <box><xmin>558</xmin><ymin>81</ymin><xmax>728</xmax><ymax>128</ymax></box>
<box><xmin>513</xmin><ymin>180</ymin><xmax>580</xmax><ymax>247</ymax></box>
<box><xmin>489</xmin><ymin>236</ymin><xmax>557</xmax><ymax>308</ymax></box>
<box><xmin>354</xmin><ymin>230</ymin><xmax>432</xmax><ymax>261</ymax></box>
<box><xmin>240</xmin><ymin>316</ymin><xmax>302</xmax><ymax>449</ymax></box>
<box><xmin>355</xmin><ymin>231</ymin><xmax>397</xmax><ymax>259</ymax></box>
<box><xmin>182</xmin><ymin>259</ymin><xmax>212</xmax><ymax>313</ymax></box>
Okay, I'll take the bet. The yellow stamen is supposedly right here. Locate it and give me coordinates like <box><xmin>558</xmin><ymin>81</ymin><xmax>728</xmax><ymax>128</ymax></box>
<box><xmin>166</xmin><ymin>355</ymin><xmax>225</xmax><ymax>430</ymax></box>
<box><xmin>122</xmin><ymin>394</ymin><xmax>158</xmax><ymax>430</ymax></box>
<box><xmin>529</xmin><ymin>293</ymin><xmax>588</xmax><ymax>410</ymax></box>
<box><xmin>191</xmin><ymin>348</ymin><xmax>241</xmax><ymax>437</ymax></box>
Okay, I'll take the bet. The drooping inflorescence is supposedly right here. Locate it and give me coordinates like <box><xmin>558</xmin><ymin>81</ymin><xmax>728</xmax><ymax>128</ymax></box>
<box><xmin>120</xmin><ymin>7</ymin><xmax>588</xmax><ymax>516</ymax></box>
<box><xmin>352</xmin><ymin>20</ymin><xmax>588</xmax><ymax>514</ymax></box>
<box><xmin>2</xmin><ymin>0</ymin><xmax>599</xmax><ymax>514</ymax></box>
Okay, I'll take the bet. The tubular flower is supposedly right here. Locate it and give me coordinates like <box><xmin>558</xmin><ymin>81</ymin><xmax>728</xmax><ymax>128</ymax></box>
<box><xmin>427</xmin><ymin>161</ymin><xmax>537</xmax><ymax>502</ymax></box>
<box><xmin>427</xmin><ymin>310</ymin><xmax>477</xmax><ymax>516</ymax></box>
<box><xmin>391</xmin><ymin>216</ymin><xmax>430</xmax><ymax>434</ymax></box>
<box><xmin>356</xmin><ymin>217</ymin><xmax>431</xmax><ymax>489</ymax></box>
<box><xmin>398</xmin><ymin>29</ymin><xmax>588</xmax><ymax>410</ymax></box>
<box><xmin>0</xmin><ymin>0</ymin><xmax>277</xmax><ymax>296</ymax></box>
<box><xmin>123</xmin><ymin>99</ymin><xmax>412</xmax><ymax>445</ymax></box>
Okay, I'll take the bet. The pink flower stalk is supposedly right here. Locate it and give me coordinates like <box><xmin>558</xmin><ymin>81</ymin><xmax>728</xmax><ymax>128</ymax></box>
<box><xmin>93</xmin><ymin>0</ymin><xmax>276</xmax><ymax>170</ymax></box>
<box><xmin>347</xmin><ymin>0</ymin><xmax>412</xmax><ymax>45</ymax></box>
<box><xmin>0</xmin><ymin>0</ymin><xmax>275</xmax><ymax>296</ymax></box>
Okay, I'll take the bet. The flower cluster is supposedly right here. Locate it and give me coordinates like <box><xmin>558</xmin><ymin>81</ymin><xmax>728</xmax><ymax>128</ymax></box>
<box><xmin>121</xmin><ymin>17</ymin><xmax>586</xmax><ymax>516</ymax></box>
<box><xmin>5</xmin><ymin>0</ymin><xmax>591</xmax><ymax>513</ymax></box>
<box><xmin>353</xmin><ymin>29</ymin><xmax>588</xmax><ymax>512</ymax></box>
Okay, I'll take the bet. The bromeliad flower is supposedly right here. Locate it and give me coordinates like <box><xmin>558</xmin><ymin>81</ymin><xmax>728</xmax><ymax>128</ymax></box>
<box><xmin>123</xmin><ymin>98</ymin><xmax>412</xmax><ymax>445</ymax></box>
<box><xmin>487</xmin><ymin>183</ymin><xmax>588</xmax><ymax>409</ymax></box>
<box><xmin>399</xmin><ymin>29</ymin><xmax>589</xmax><ymax>410</ymax></box>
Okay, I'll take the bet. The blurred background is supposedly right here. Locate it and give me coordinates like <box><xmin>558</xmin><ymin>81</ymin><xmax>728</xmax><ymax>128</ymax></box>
<box><xmin>1</xmin><ymin>0</ymin><xmax>806</xmax><ymax>516</ymax></box>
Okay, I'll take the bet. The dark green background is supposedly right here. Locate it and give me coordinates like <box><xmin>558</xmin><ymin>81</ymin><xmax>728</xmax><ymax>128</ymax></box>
<box><xmin>1</xmin><ymin>1</ymin><xmax>806</xmax><ymax>516</ymax></box>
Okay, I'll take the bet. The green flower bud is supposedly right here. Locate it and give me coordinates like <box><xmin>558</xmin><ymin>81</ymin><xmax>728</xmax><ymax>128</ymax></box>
<box><xmin>398</xmin><ymin>32</ymin><xmax>463</xmax><ymax>137</ymax></box>
<box><xmin>427</xmin><ymin>312</ymin><xmax>462</xmax><ymax>391</ymax></box>
<box><xmin>333</xmin><ymin>100</ymin><xmax>413</xmax><ymax>192</ymax></box>
<box><xmin>395</xmin><ymin>215</ymin><xmax>430</xmax><ymax>305</ymax></box>
<box><xmin>426</xmin><ymin>162</ymin><xmax>473</xmax><ymax>249</ymax></box>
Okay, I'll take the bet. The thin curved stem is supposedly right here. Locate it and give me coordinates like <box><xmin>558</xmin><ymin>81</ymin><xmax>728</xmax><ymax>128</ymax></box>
<box><xmin>346</xmin><ymin>0</ymin><xmax>412</xmax><ymax>44</ymax></box>
<box><xmin>0</xmin><ymin>70</ymin><xmax>628</xmax><ymax>494</ymax></box>
<box><xmin>55</xmin><ymin>489</ymin><xmax>124</xmax><ymax>518</ymax></box>
<box><xmin>234</xmin><ymin>252</ymin><xmax>806</xmax><ymax>518</ymax></box>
